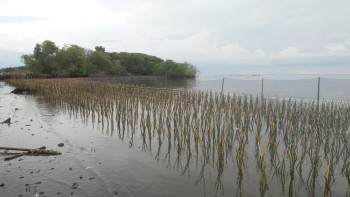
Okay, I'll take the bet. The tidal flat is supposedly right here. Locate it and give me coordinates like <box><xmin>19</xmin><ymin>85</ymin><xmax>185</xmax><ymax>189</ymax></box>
<box><xmin>1</xmin><ymin>79</ymin><xmax>349</xmax><ymax>197</ymax></box>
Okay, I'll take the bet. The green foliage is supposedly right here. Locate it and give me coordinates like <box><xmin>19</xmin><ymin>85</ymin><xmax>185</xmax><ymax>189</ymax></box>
<box><xmin>21</xmin><ymin>54</ymin><xmax>42</xmax><ymax>74</ymax></box>
<box><xmin>109</xmin><ymin>52</ymin><xmax>165</xmax><ymax>75</ymax></box>
<box><xmin>152</xmin><ymin>62</ymin><xmax>167</xmax><ymax>75</ymax></box>
<box><xmin>26</xmin><ymin>40</ymin><xmax>59</xmax><ymax>75</ymax></box>
<box><xmin>152</xmin><ymin>60</ymin><xmax>197</xmax><ymax>77</ymax></box>
<box><xmin>86</xmin><ymin>51</ymin><xmax>125</xmax><ymax>76</ymax></box>
<box><xmin>95</xmin><ymin>46</ymin><xmax>105</xmax><ymax>52</ymax></box>
<box><xmin>0</xmin><ymin>66</ymin><xmax>28</xmax><ymax>73</ymax></box>
<box><xmin>41</xmin><ymin>40</ymin><xmax>59</xmax><ymax>57</ymax></box>
<box><xmin>55</xmin><ymin>45</ymin><xmax>87</xmax><ymax>76</ymax></box>
<box><xmin>33</xmin><ymin>44</ymin><xmax>43</xmax><ymax>60</ymax></box>
<box><xmin>20</xmin><ymin>40</ymin><xmax>197</xmax><ymax>77</ymax></box>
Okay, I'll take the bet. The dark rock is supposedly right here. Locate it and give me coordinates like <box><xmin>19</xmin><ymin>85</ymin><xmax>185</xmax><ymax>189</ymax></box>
<box><xmin>58</xmin><ymin>143</ymin><xmax>64</xmax><ymax>147</ymax></box>
<box><xmin>1</xmin><ymin>118</ymin><xmax>11</xmax><ymax>125</ymax></box>
<box><xmin>10</xmin><ymin>88</ymin><xmax>31</xmax><ymax>95</ymax></box>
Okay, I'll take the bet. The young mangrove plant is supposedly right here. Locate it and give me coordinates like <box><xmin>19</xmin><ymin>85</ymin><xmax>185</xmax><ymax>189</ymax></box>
<box><xmin>5</xmin><ymin>78</ymin><xmax>350</xmax><ymax>196</ymax></box>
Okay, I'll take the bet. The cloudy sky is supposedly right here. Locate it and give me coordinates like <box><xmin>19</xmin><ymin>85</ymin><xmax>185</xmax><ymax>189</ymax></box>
<box><xmin>0</xmin><ymin>0</ymin><xmax>349</xmax><ymax>74</ymax></box>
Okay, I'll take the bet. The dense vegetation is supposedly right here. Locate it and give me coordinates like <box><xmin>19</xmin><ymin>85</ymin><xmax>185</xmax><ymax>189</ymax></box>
<box><xmin>20</xmin><ymin>40</ymin><xmax>197</xmax><ymax>78</ymax></box>
<box><xmin>0</xmin><ymin>66</ymin><xmax>28</xmax><ymax>73</ymax></box>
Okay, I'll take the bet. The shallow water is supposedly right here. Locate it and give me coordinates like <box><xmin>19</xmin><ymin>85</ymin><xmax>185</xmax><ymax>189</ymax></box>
<box><xmin>91</xmin><ymin>75</ymin><xmax>350</xmax><ymax>101</ymax></box>
<box><xmin>0</xmin><ymin>81</ymin><xmax>349</xmax><ymax>197</ymax></box>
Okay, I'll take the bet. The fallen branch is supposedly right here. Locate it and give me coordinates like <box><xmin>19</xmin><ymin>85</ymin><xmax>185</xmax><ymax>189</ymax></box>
<box><xmin>0</xmin><ymin>146</ymin><xmax>61</xmax><ymax>161</ymax></box>
<box><xmin>0</xmin><ymin>146</ymin><xmax>46</xmax><ymax>152</ymax></box>
<box><xmin>4</xmin><ymin>153</ymin><xmax>28</xmax><ymax>161</ymax></box>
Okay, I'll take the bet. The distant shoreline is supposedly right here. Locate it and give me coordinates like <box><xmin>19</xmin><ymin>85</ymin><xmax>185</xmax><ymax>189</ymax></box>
<box><xmin>0</xmin><ymin>73</ymin><xmax>196</xmax><ymax>81</ymax></box>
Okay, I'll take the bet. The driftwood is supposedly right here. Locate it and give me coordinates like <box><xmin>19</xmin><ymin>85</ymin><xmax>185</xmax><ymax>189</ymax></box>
<box><xmin>0</xmin><ymin>146</ymin><xmax>61</xmax><ymax>161</ymax></box>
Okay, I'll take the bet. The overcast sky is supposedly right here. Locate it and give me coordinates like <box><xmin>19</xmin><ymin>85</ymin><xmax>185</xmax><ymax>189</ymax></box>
<box><xmin>0</xmin><ymin>0</ymin><xmax>349</xmax><ymax>74</ymax></box>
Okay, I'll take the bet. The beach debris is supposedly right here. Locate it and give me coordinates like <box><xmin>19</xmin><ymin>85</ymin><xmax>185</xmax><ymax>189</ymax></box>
<box><xmin>0</xmin><ymin>146</ymin><xmax>61</xmax><ymax>161</ymax></box>
<box><xmin>71</xmin><ymin>182</ymin><xmax>79</xmax><ymax>189</ymax></box>
<box><xmin>43</xmin><ymin>114</ymin><xmax>55</xmax><ymax>116</ymax></box>
<box><xmin>1</xmin><ymin>118</ymin><xmax>11</xmax><ymax>125</ymax></box>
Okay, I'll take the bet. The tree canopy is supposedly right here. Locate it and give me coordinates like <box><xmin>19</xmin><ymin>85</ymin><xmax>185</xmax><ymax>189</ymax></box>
<box><xmin>21</xmin><ymin>40</ymin><xmax>197</xmax><ymax>78</ymax></box>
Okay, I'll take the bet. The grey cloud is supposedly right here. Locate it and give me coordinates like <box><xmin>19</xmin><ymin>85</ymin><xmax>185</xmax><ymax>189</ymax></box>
<box><xmin>96</xmin><ymin>0</ymin><xmax>350</xmax><ymax>53</ymax></box>
<box><xmin>1</xmin><ymin>0</ymin><xmax>349</xmax><ymax>73</ymax></box>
